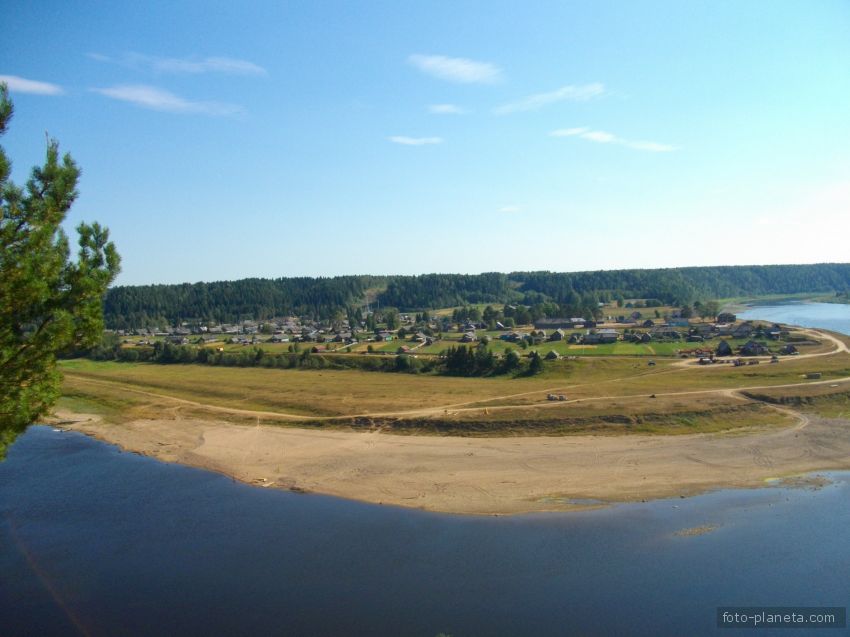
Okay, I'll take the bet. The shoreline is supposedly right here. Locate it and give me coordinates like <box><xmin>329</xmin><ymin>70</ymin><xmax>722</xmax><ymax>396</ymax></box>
<box><xmin>54</xmin><ymin>408</ymin><xmax>850</xmax><ymax>516</ymax></box>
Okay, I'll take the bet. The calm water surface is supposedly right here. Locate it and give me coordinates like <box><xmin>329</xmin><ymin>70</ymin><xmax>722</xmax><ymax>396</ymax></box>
<box><xmin>2</xmin><ymin>427</ymin><xmax>850</xmax><ymax>637</ymax></box>
<box><xmin>2</xmin><ymin>301</ymin><xmax>850</xmax><ymax>636</ymax></box>
<box><xmin>738</xmin><ymin>301</ymin><xmax>850</xmax><ymax>335</ymax></box>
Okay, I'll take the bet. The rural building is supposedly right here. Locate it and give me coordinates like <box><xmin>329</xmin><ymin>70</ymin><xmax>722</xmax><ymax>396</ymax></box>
<box><xmin>740</xmin><ymin>340</ymin><xmax>769</xmax><ymax>356</ymax></box>
<box><xmin>715</xmin><ymin>340</ymin><xmax>733</xmax><ymax>356</ymax></box>
<box><xmin>534</xmin><ymin>318</ymin><xmax>575</xmax><ymax>329</ymax></box>
<box><xmin>584</xmin><ymin>329</ymin><xmax>619</xmax><ymax>344</ymax></box>
<box><xmin>549</xmin><ymin>328</ymin><xmax>566</xmax><ymax>341</ymax></box>
<box><xmin>732</xmin><ymin>323</ymin><xmax>754</xmax><ymax>339</ymax></box>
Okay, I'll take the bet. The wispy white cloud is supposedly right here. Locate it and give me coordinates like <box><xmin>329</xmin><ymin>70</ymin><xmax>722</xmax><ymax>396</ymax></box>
<box><xmin>494</xmin><ymin>83</ymin><xmax>604</xmax><ymax>115</ymax></box>
<box><xmin>88</xmin><ymin>52</ymin><xmax>267</xmax><ymax>76</ymax></box>
<box><xmin>0</xmin><ymin>74</ymin><xmax>63</xmax><ymax>95</ymax></box>
<box><xmin>409</xmin><ymin>54</ymin><xmax>502</xmax><ymax>84</ymax></box>
<box><xmin>91</xmin><ymin>84</ymin><xmax>241</xmax><ymax>116</ymax></box>
<box><xmin>582</xmin><ymin>130</ymin><xmax>617</xmax><ymax>143</ymax></box>
<box><xmin>388</xmin><ymin>136</ymin><xmax>444</xmax><ymax>146</ymax></box>
<box><xmin>550</xmin><ymin>127</ymin><xmax>676</xmax><ymax>152</ymax></box>
<box><xmin>428</xmin><ymin>103</ymin><xmax>467</xmax><ymax>115</ymax></box>
<box><xmin>499</xmin><ymin>205</ymin><xmax>521</xmax><ymax>213</ymax></box>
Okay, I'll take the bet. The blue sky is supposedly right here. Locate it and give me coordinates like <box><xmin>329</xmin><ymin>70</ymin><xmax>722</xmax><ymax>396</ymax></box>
<box><xmin>3</xmin><ymin>1</ymin><xmax>849</xmax><ymax>285</ymax></box>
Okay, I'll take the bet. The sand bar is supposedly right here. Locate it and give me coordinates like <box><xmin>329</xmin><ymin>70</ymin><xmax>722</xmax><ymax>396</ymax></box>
<box><xmin>57</xmin><ymin>410</ymin><xmax>850</xmax><ymax>515</ymax></box>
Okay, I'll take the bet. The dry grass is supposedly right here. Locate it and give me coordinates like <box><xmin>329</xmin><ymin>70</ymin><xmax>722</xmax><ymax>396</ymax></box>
<box><xmin>58</xmin><ymin>354</ymin><xmax>818</xmax><ymax>436</ymax></box>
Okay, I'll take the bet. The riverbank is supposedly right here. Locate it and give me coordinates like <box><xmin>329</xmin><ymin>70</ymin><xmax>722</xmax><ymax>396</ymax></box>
<box><xmin>54</xmin><ymin>408</ymin><xmax>850</xmax><ymax>515</ymax></box>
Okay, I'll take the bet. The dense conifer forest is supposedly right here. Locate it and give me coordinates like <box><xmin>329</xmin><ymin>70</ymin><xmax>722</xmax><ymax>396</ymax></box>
<box><xmin>104</xmin><ymin>263</ymin><xmax>850</xmax><ymax>327</ymax></box>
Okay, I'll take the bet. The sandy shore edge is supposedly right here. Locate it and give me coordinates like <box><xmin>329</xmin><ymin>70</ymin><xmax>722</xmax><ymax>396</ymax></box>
<box><xmin>46</xmin><ymin>407</ymin><xmax>850</xmax><ymax>516</ymax></box>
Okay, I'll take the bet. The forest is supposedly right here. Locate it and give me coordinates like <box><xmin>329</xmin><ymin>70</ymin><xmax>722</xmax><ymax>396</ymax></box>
<box><xmin>103</xmin><ymin>263</ymin><xmax>850</xmax><ymax>328</ymax></box>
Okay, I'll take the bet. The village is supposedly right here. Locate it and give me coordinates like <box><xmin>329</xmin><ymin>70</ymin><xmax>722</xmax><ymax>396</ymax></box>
<box><xmin>107</xmin><ymin>302</ymin><xmax>808</xmax><ymax>366</ymax></box>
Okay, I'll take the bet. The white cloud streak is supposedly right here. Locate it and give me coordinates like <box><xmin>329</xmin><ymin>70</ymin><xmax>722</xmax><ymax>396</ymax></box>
<box><xmin>0</xmin><ymin>74</ymin><xmax>64</xmax><ymax>95</ymax></box>
<box><xmin>388</xmin><ymin>136</ymin><xmax>444</xmax><ymax>146</ymax></box>
<box><xmin>409</xmin><ymin>54</ymin><xmax>502</xmax><ymax>84</ymax></box>
<box><xmin>88</xmin><ymin>52</ymin><xmax>267</xmax><ymax>76</ymax></box>
<box><xmin>494</xmin><ymin>83</ymin><xmax>604</xmax><ymax>114</ymax></box>
<box><xmin>550</xmin><ymin>127</ymin><xmax>676</xmax><ymax>152</ymax></box>
<box><xmin>428</xmin><ymin>103</ymin><xmax>467</xmax><ymax>115</ymax></box>
<box><xmin>91</xmin><ymin>84</ymin><xmax>241</xmax><ymax>116</ymax></box>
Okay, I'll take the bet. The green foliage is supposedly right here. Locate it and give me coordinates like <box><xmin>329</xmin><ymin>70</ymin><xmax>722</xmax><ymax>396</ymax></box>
<box><xmin>103</xmin><ymin>265</ymin><xmax>850</xmax><ymax>328</ymax></box>
<box><xmin>527</xmin><ymin>350</ymin><xmax>544</xmax><ymax>375</ymax></box>
<box><xmin>699</xmin><ymin>299</ymin><xmax>721</xmax><ymax>319</ymax></box>
<box><xmin>0</xmin><ymin>85</ymin><xmax>120</xmax><ymax>455</ymax></box>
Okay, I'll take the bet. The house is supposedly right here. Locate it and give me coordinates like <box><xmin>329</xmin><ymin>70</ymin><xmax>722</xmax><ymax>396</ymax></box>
<box><xmin>549</xmin><ymin>328</ymin><xmax>566</xmax><ymax>341</ymax></box>
<box><xmin>740</xmin><ymin>340</ymin><xmax>769</xmax><ymax>356</ymax></box>
<box><xmin>780</xmin><ymin>344</ymin><xmax>798</xmax><ymax>355</ymax></box>
<box><xmin>717</xmin><ymin>312</ymin><xmax>737</xmax><ymax>323</ymax></box>
<box><xmin>732</xmin><ymin>323</ymin><xmax>754</xmax><ymax>339</ymax></box>
<box><xmin>375</xmin><ymin>331</ymin><xmax>394</xmax><ymax>342</ymax></box>
<box><xmin>584</xmin><ymin>328</ymin><xmax>619</xmax><ymax>344</ymax></box>
<box><xmin>545</xmin><ymin>350</ymin><xmax>560</xmax><ymax>360</ymax></box>
<box><xmin>715</xmin><ymin>340</ymin><xmax>733</xmax><ymax>357</ymax></box>
<box><xmin>694</xmin><ymin>324</ymin><xmax>715</xmax><ymax>337</ymax></box>
<box><xmin>642</xmin><ymin>319</ymin><xmax>655</xmax><ymax>328</ymax></box>
<box><xmin>766</xmin><ymin>325</ymin><xmax>783</xmax><ymax>340</ymax></box>
<box><xmin>640</xmin><ymin>332</ymin><xmax>652</xmax><ymax>343</ymax></box>
<box><xmin>460</xmin><ymin>332</ymin><xmax>477</xmax><ymax>343</ymax></box>
<box><xmin>599</xmin><ymin>328</ymin><xmax>619</xmax><ymax>342</ymax></box>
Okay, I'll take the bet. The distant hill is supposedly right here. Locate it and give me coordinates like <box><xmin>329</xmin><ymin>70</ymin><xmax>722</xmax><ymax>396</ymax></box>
<box><xmin>104</xmin><ymin>263</ymin><xmax>850</xmax><ymax>328</ymax></box>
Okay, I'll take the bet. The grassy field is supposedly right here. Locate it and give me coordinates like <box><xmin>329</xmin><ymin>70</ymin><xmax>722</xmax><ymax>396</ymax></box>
<box><xmin>58</xmin><ymin>337</ymin><xmax>850</xmax><ymax>435</ymax></box>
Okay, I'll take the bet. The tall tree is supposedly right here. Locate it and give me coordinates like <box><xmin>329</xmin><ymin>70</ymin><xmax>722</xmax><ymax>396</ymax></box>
<box><xmin>0</xmin><ymin>85</ymin><xmax>120</xmax><ymax>456</ymax></box>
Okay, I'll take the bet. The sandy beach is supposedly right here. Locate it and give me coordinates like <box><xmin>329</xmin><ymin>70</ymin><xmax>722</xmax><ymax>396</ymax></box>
<box><xmin>56</xmin><ymin>410</ymin><xmax>850</xmax><ymax>515</ymax></box>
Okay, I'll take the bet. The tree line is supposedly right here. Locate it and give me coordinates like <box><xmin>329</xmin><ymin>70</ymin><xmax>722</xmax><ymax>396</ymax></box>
<box><xmin>84</xmin><ymin>339</ymin><xmax>544</xmax><ymax>377</ymax></box>
<box><xmin>104</xmin><ymin>264</ymin><xmax>850</xmax><ymax>328</ymax></box>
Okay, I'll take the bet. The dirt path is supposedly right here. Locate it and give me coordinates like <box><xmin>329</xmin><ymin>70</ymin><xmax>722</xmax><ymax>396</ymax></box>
<box><xmin>68</xmin><ymin>366</ymin><xmax>850</xmax><ymax>422</ymax></box>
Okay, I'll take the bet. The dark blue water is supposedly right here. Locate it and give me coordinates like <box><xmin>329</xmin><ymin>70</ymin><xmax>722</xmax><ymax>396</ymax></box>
<box><xmin>739</xmin><ymin>301</ymin><xmax>850</xmax><ymax>336</ymax></box>
<box><xmin>2</xmin><ymin>427</ymin><xmax>850</xmax><ymax>637</ymax></box>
